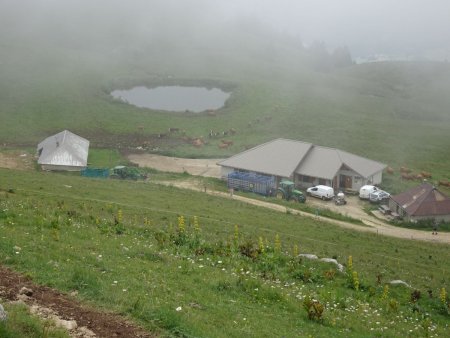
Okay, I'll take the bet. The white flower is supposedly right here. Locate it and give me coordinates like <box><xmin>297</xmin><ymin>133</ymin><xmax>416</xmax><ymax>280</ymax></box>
<box><xmin>176</xmin><ymin>306</ymin><xmax>182</xmax><ymax>312</ymax></box>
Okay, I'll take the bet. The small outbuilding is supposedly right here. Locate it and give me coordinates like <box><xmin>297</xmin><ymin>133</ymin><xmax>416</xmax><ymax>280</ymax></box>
<box><xmin>218</xmin><ymin>138</ymin><xmax>386</xmax><ymax>192</ymax></box>
<box><xmin>388</xmin><ymin>182</ymin><xmax>450</xmax><ymax>222</ymax></box>
<box><xmin>37</xmin><ymin>130</ymin><xmax>89</xmax><ymax>171</ymax></box>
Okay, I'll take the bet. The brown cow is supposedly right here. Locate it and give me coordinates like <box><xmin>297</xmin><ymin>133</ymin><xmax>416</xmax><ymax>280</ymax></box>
<box><xmin>386</xmin><ymin>167</ymin><xmax>395</xmax><ymax>174</ymax></box>
<box><xmin>218</xmin><ymin>143</ymin><xmax>230</xmax><ymax>149</ymax></box>
<box><xmin>400</xmin><ymin>166</ymin><xmax>411</xmax><ymax>173</ymax></box>
<box><xmin>221</xmin><ymin>140</ymin><xmax>234</xmax><ymax>146</ymax></box>
<box><xmin>401</xmin><ymin>173</ymin><xmax>414</xmax><ymax>180</ymax></box>
<box><xmin>421</xmin><ymin>171</ymin><xmax>432</xmax><ymax>178</ymax></box>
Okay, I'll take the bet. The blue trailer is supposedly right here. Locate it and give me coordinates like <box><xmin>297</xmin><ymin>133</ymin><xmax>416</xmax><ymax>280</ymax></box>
<box><xmin>227</xmin><ymin>172</ymin><xmax>275</xmax><ymax>196</ymax></box>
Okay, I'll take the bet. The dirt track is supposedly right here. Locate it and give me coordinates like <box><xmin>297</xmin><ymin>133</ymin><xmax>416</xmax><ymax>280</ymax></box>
<box><xmin>0</xmin><ymin>266</ymin><xmax>153</xmax><ymax>338</ymax></box>
<box><xmin>157</xmin><ymin>179</ymin><xmax>450</xmax><ymax>245</ymax></box>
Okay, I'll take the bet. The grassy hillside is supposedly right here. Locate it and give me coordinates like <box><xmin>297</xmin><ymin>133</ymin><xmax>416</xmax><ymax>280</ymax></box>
<box><xmin>1</xmin><ymin>169</ymin><xmax>449</xmax><ymax>336</ymax></box>
<box><xmin>1</xmin><ymin>33</ymin><xmax>450</xmax><ymax>180</ymax></box>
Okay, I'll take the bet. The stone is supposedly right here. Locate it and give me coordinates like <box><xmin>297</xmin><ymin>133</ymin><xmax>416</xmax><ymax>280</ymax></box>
<box><xmin>19</xmin><ymin>286</ymin><xmax>33</xmax><ymax>296</ymax></box>
<box><xmin>0</xmin><ymin>304</ymin><xmax>7</xmax><ymax>322</ymax></box>
<box><xmin>389</xmin><ymin>280</ymin><xmax>411</xmax><ymax>288</ymax></box>
<box><xmin>319</xmin><ymin>258</ymin><xmax>345</xmax><ymax>272</ymax></box>
<box><xmin>299</xmin><ymin>254</ymin><xmax>318</xmax><ymax>260</ymax></box>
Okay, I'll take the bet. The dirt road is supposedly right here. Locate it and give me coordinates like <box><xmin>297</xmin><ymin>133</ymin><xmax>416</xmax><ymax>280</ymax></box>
<box><xmin>157</xmin><ymin>179</ymin><xmax>450</xmax><ymax>245</ymax></box>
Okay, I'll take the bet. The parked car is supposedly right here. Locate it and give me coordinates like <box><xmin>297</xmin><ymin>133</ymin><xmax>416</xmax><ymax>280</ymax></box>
<box><xmin>369</xmin><ymin>190</ymin><xmax>390</xmax><ymax>203</ymax></box>
<box><xmin>306</xmin><ymin>185</ymin><xmax>335</xmax><ymax>200</ymax></box>
<box><xmin>359</xmin><ymin>185</ymin><xmax>378</xmax><ymax>199</ymax></box>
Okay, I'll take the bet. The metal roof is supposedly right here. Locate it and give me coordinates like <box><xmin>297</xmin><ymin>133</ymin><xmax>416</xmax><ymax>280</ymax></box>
<box><xmin>217</xmin><ymin>138</ymin><xmax>312</xmax><ymax>177</ymax></box>
<box><xmin>218</xmin><ymin>138</ymin><xmax>386</xmax><ymax>179</ymax></box>
<box><xmin>390</xmin><ymin>183</ymin><xmax>450</xmax><ymax>217</ymax></box>
<box><xmin>37</xmin><ymin>130</ymin><xmax>89</xmax><ymax>167</ymax></box>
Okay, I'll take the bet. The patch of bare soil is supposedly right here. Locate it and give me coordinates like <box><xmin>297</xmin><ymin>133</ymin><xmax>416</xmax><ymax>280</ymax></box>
<box><xmin>0</xmin><ymin>151</ymin><xmax>34</xmax><ymax>170</ymax></box>
<box><xmin>128</xmin><ymin>154</ymin><xmax>223</xmax><ymax>178</ymax></box>
<box><xmin>0</xmin><ymin>266</ymin><xmax>154</xmax><ymax>338</ymax></box>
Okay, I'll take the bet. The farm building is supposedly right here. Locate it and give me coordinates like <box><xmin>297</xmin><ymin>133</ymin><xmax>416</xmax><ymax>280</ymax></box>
<box><xmin>388</xmin><ymin>182</ymin><xmax>450</xmax><ymax>222</ymax></box>
<box><xmin>37</xmin><ymin>130</ymin><xmax>89</xmax><ymax>171</ymax></box>
<box><xmin>217</xmin><ymin>138</ymin><xmax>386</xmax><ymax>192</ymax></box>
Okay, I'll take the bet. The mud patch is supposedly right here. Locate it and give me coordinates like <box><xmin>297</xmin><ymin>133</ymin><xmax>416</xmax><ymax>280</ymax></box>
<box><xmin>0</xmin><ymin>151</ymin><xmax>34</xmax><ymax>170</ymax></box>
<box><xmin>0</xmin><ymin>265</ymin><xmax>153</xmax><ymax>338</ymax></box>
<box><xmin>128</xmin><ymin>154</ymin><xmax>224</xmax><ymax>178</ymax></box>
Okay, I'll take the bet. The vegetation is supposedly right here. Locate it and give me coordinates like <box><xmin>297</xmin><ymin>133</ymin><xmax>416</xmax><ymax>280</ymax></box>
<box><xmin>0</xmin><ymin>169</ymin><xmax>449</xmax><ymax>336</ymax></box>
<box><xmin>0</xmin><ymin>302</ymin><xmax>70</xmax><ymax>338</ymax></box>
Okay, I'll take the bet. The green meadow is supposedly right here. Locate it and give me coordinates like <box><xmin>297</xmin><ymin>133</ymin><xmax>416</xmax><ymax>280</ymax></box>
<box><xmin>1</xmin><ymin>169</ymin><xmax>449</xmax><ymax>337</ymax></box>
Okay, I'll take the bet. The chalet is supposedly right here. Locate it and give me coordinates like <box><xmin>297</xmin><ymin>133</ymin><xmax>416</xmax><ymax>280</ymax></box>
<box><xmin>388</xmin><ymin>183</ymin><xmax>450</xmax><ymax>222</ymax></box>
<box><xmin>218</xmin><ymin>138</ymin><xmax>386</xmax><ymax>192</ymax></box>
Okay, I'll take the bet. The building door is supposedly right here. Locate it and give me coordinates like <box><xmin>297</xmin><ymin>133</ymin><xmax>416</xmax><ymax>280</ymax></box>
<box><xmin>339</xmin><ymin>175</ymin><xmax>352</xmax><ymax>189</ymax></box>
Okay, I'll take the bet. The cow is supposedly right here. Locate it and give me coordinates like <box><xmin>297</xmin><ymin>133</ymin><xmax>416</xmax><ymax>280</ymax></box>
<box><xmin>421</xmin><ymin>171</ymin><xmax>432</xmax><ymax>179</ymax></box>
<box><xmin>386</xmin><ymin>167</ymin><xmax>395</xmax><ymax>174</ymax></box>
<box><xmin>168</xmin><ymin>127</ymin><xmax>180</xmax><ymax>133</ymax></box>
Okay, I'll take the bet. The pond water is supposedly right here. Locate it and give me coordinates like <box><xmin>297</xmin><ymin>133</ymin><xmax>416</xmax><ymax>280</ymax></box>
<box><xmin>111</xmin><ymin>86</ymin><xmax>230</xmax><ymax>113</ymax></box>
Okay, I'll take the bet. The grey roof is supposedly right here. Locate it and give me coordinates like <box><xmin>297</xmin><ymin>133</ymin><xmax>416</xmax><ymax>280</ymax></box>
<box><xmin>37</xmin><ymin>130</ymin><xmax>89</xmax><ymax>167</ymax></box>
<box><xmin>295</xmin><ymin>146</ymin><xmax>387</xmax><ymax>179</ymax></box>
<box><xmin>217</xmin><ymin>139</ymin><xmax>312</xmax><ymax>177</ymax></box>
<box><xmin>218</xmin><ymin>138</ymin><xmax>386</xmax><ymax>179</ymax></box>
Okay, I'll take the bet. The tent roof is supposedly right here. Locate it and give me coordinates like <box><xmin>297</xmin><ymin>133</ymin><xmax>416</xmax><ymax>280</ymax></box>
<box><xmin>37</xmin><ymin>130</ymin><xmax>89</xmax><ymax>167</ymax></box>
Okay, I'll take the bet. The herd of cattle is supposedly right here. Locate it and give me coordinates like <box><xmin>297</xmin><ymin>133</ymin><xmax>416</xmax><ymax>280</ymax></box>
<box><xmin>386</xmin><ymin>166</ymin><xmax>450</xmax><ymax>187</ymax></box>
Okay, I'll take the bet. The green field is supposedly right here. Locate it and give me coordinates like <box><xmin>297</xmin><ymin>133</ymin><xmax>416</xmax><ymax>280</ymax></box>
<box><xmin>1</xmin><ymin>169</ymin><xmax>449</xmax><ymax>337</ymax></box>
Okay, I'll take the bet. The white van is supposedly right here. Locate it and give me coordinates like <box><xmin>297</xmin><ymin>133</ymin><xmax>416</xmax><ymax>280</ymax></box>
<box><xmin>359</xmin><ymin>185</ymin><xmax>378</xmax><ymax>199</ymax></box>
<box><xmin>306</xmin><ymin>185</ymin><xmax>335</xmax><ymax>200</ymax></box>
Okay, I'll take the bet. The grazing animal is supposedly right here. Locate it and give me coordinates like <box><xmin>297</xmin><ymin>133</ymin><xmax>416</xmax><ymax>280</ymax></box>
<box><xmin>221</xmin><ymin>140</ymin><xmax>233</xmax><ymax>146</ymax></box>
<box><xmin>438</xmin><ymin>180</ymin><xmax>450</xmax><ymax>187</ymax></box>
<box><xmin>401</xmin><ymin>173</ymin><xmax>414</xmax><ymax>180</ymax></box>
<box><xmin>229</xmin><ymin>128</ymin><xmax>236</xmax><ymax>135</ymax></box>
<box><xmin>400</xmin><ymin>166</ymin><xmax>411</xmax><ymax>173</ymax></box>
<box><xmin>218</xmin><ymin>143</ymin><xmax>230</xmax><ymax>149</ymax></box>
<box><xmin>415</xmin><ymin>174</ymin><xmax>423</xmax><ymax>180</ymax></box>
<box><xmin>386</xmin><ymin>167</ymin><xmax>395</xmax><ymax>174</ymax></box>
<box><xmin>168</xmin><ymin>127</ymin><xmax>179</xmax><ymax>133</ymax></box>
<box><xmin>158</xmin><ymin>133</ymin><xmax>167</xmax><ymax>138</ymax></box>
<box><xmin>421</xmin><ymin>171</ymin><xmax>432</xmax><ymax>178</ymax></box>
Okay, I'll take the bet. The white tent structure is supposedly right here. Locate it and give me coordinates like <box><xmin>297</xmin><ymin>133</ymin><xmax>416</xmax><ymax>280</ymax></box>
<box><xmin>37</xmin><ymin>130</ymin><xmax>89</xmax><ymax>171</ymax></box>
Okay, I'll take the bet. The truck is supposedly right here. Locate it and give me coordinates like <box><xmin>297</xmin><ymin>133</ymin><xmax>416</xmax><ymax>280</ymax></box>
<box><xmin>227</xmin><ymin>172</ymin><xmax>275</xmax><ymax>196</ymax></box>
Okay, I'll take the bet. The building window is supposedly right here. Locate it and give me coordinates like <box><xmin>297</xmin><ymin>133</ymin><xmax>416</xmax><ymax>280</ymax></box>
<box><xmin>318</xmin><ymin>178</ymin><xmax>327</xmax><ymax>185</ymax></box>
<box><xmin>299</xmin><ymin>175</ymin><xmax>314</xmax><ymax>183</ymax></box>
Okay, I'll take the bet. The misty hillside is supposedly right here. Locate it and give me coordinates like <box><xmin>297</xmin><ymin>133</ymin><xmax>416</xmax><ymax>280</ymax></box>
<box><xmin>0</xmin><ymin>0</ymin><xmax>449</xmax><ymax>177</ymax></box>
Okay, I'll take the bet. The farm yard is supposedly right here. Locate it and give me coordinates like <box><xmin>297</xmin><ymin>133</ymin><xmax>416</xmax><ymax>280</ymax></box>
<box><xmin>1</xmin><ymin>3</ymin><xmax>450</xmax><ymax>336</ymax></box>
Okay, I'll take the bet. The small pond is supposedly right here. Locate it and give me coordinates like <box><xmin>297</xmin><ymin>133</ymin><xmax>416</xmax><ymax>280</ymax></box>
<box><xmin>111</xmin><ymin>86</ymin><xmax>230</xmax><ymax>113</ymax></box>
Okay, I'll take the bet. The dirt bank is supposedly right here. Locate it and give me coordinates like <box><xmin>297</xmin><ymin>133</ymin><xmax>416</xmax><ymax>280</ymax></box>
<box><xmin>128</xmin><ymin>153</ymin><xmax>223</xmax><ymax>178</ymax></box>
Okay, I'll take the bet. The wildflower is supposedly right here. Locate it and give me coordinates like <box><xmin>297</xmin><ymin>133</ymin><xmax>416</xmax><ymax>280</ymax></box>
<box><xmin>274</xmin><ymin>234</ymin><xmax>281</xmax><ymax>252</ymax></box>
<box><xmin>178</xmin><ymin>215</ymin><xmax>185</xmax><ymax>233</ymax></box>
<box><xmin>381</xmin><ymin>285</ymin><xmax>389</xmax><ymax>300</ymax></box>
<box><xmin>117</xmin><ymin>209</ymin><xmax>123</xmax><ymax>224</ymax></box>
<box><xmin>191</xmin><ymin>216</ymin><xmax>199</xmax><ymax>233</ymax></box>
<box><xmin>234</xmin><ymin>224</ymin><xmax>239</xmax><ymax>242</ymax></box>
<box><xmin>258</xmin><ymin>236</ymin><xmax>264</xmax><ymax>253</ymax></box>
<box><xmin>347</xmin><ymin>255</ymin><xmax>353</xmax><ymax>272</ymax></box>
<box><xmin>176</xmin><ymin>306</ymin><xmax>182</xmax><ymax>312</ymax></box>
<box><xmin>352</xmin><ymin>271</ymin><xmax>359</xmax><ymax>291</ymax></box>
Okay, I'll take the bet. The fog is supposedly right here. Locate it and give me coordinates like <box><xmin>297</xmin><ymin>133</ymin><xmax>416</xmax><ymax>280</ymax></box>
<box><xmin>1</xmin><ymin>0</ymin><xmax>450</xmax><ymax>61</ymax></box>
